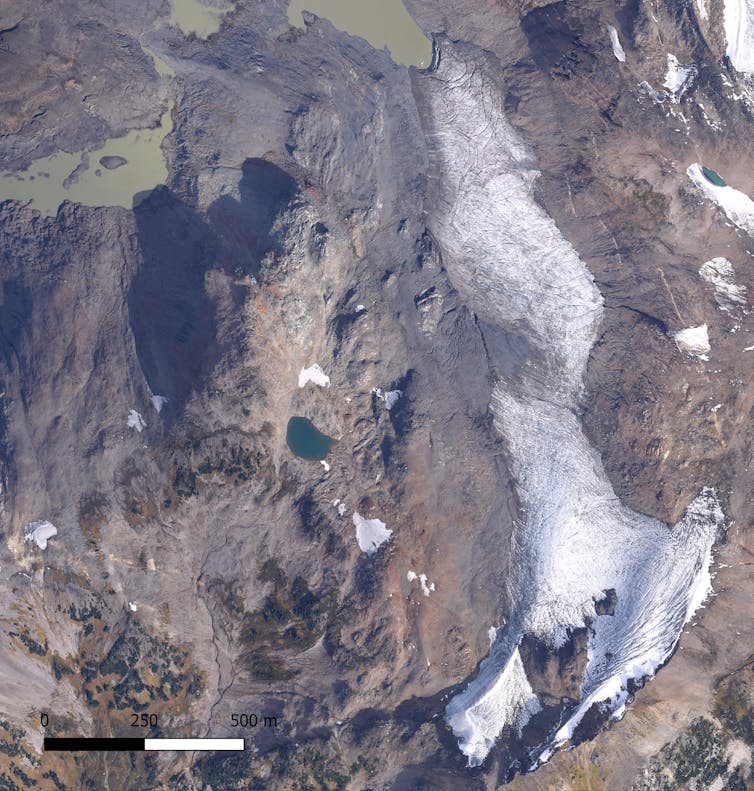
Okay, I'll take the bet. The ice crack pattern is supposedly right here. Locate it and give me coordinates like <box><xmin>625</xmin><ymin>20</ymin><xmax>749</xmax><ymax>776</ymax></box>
<box><xmin>424</xmin><ymin>52</ymin><xmax>725</xmax><ymax>767</ymax></box>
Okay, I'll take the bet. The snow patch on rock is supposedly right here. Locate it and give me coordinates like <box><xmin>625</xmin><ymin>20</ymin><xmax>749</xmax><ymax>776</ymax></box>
<box><xmin>24</xmin><ymin>520</ymin><xmax>58</xmax><ymax>550</ymax></box>
<box><xmin>372</xmin><ymin>387</ymin><xmax>402</xmax><ymax>410</ymax></box>
<box><xmin>671</xmin><ymin>324</ymin><xmax>711</xmax><ymax>360</ymax></box>
<box><xmin>353</xmin><ymin>512</ymin><xmax>392</xmax><ymax>555</ymax></box>
<box><xmin>127</xmin><ymin>409</ymin><xmax>146</xmax><ymax>432</ymax></box>
<box><xmin>700</xmin><ymin>257</ymin><xmax>747</xmax><ymax>311</ymax></box>
<box><xmin>407</xmin><ymin>570</ymin><xmax>436</xmax><ymax>596</ymax></box>
<box><xmin>150</xmin><ymin>394</ymin><xmax>168</xmax><ymax>413</ymax></box>
<box><xmin>664</xmin><ymin>54</ymin><xmax>696</xmax><ymax>101</ymax></box>
<box><xmin>607</xmin><ymin>25</ymin><xmax>626</xmax><ymax>62</ymax></box>
<box><xmin>298</xmin><ymin>364</ymin><xmax>330</xmax><ymax>388</ymax></box>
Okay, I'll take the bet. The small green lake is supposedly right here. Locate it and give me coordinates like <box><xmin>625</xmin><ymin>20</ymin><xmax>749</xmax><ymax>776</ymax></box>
<box><xmin>286</xmin><ymin>416</ymin><xmax>334</xmax><ymax>460</ymax></box>
<box><xmin>702</xmin><ymin>167</ymin><xmax>726</xmax><ymax>187</ymax></box>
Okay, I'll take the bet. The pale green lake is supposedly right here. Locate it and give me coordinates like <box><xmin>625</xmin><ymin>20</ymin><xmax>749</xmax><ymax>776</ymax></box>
<box><xmin>287</xmin><ymin>0</ymin><xmax>432</xmax><ymax>68</ymax></box>
<box><xmin>170</xmin><ymin>0</ymin><xmax>230</xmax><ymax>38</ymax></box>
<box><xmin>0</xmin><ymin>103</ymin><xmax>174</xmax><ymax>217</ymax></box>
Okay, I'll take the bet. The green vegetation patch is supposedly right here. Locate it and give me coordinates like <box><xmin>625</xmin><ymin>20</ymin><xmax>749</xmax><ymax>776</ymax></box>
<box><xmin>239</xmin><ymin>562</ymin><xmax>338</xmax><ymax>681</ymax></box>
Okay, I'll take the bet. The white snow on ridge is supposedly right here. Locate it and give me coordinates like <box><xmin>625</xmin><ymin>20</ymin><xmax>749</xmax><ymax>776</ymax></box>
<box><xmin>663</xmin><ymin>54</ymin><xmax>696</xmax><ymax>101</ymax></box>
<box><xmin>687</xmin><ymin>163</ymin><xmax>754</xmax><ymax>236</ymax></box>
<box><xmin>699</xmin><ymin>258</ymin><xmax>747</xmax><ymax>311</ymax></box>
<box><xmin>698</xmin><ymin>0</ymin><xmax>708</xmax><ymax>20</ymax></box>
<box><xmin>127</xmin><ymin>409</ymin><xmax>146</xmax><ymax>432</ymax></box>
<box><xmin>352</xmin><ymin>511</ymin><xmax>392</xmax><ymax>555</ymax></box>
<box><xmin>671</xmin><ymin>324</ymin><xmax>711</xmax><ymax>360</ymax></box>
<box><xmin>426</xmin><ymin>53</ymin><xmax>725</xmax><ymax>768</ymax></box>
<box><xmin>607</xmin><ymin>25</ymin><xmax>626</xmax><ymax>62</ymax></box>
<box><xmin>298</xmin><ymin>364</ymin><xmax>330</xmax><ymax>388</ymax></box>
<box><xmin>725</xmin><ymin>0</ymin><xmax>754</xmax><ymax>74</ymax></box>
<box><xmin>24</xmin><ymin>520</ymin><xmax>58</xmax><ymax>550</ymax></box>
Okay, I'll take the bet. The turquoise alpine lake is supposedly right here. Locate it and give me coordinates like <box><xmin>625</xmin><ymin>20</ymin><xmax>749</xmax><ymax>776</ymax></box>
<box><xmin>286</xmin><ymin>417</ymin><xmax>334</xmax><ymax>460</ymax></box>
<box><xmin>702</xmin><ymin>167</ymin><xmax>726</xmax><ymax>187</ymax></box>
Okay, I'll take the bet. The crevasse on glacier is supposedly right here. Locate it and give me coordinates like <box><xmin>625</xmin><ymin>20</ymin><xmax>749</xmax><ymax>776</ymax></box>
<box><xmin>424</xmin><ymin>53</ymin><xmax>725</xmax><ymax>768</ymax></box>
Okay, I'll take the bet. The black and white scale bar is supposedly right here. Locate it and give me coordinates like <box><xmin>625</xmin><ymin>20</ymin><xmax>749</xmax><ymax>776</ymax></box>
<box><xmin>44</xmin><ymin>737</ymin><xmax>244</xmax><ymax>752</ymax></box>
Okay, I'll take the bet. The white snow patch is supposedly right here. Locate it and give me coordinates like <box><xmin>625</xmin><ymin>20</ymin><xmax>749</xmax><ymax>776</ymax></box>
<box><xmin>670</xmin><ymin>324</ymin><xmax>710</xmax><ymax>360</ymax></box>
<box><xmin>698</xmin><ymin>0</ymin><xmax>708</xmax><ymax>20</ymax></box>
<box><xmin>353</xmin><ymin>512</ymin><xmax>392</xmax><ymax>555</ymax></box>
<box><xmin>699</xmin><ymin>257</ymin><xmax>747</xmax><ymax>311</ymax></box>
<box><xmin>724</xmin><ymin>0</ymin><xmax>754</xmax><ymax>74</ymax></box>
<box><xmin>711</xmin><ymin>403</ymin><xmax>723</xmax><ymax>412</ymax></box>
<box><xmin>127</xmin><ymin>409</ymin><xmax>146</xmax><ymax>432</ymax></box>
<box><xmin>150</xmin><ymin>394</ymin><xmax>168</xmax><ymax>413</ymax></box>
<box><xmin>24</xmin><ymin>520</ymin><xmax>58</xmax><ymax>550</ymax></box>
<box><xmin>425</xmin><ymin>52</ymin><xmax>726</xmax><ymax>769</ymax></box>
<box><xmin>355</xmin><ymin>304</ymin><xmax>366</xmax><ymax>312</ymax></box>
<box><xmin>372</xmin><ymin>387</ymin><xmax>402</xmax><ymax>410</ymax></box>
<box><xmin>128</xmin><ymin>602</ymin><xmax>138</xmax><ymax>612</ymax></box>
<box><xmin>664</xmin><ymin>54</ymin><xmax>696</xmax><ymax>101</ymax></box>
<box><xmin>607</xmin><ymin>25</ymin><xmax>626</xmax><ymax>62</ymax></box>
<box><xmin>407</xmin><ymin>570</ymin><xmax>435</xmax><ymax>596</ymax></box>
<box><xmin>488</xmin><ymin>626</ymin><xmax>498</xmax><ymax>646</ymax></box>
<box><xmin>744</xmin><ymin>344</ymin><xmax>754</xmax><ymax>351</ymax></box>
<box><xmin>298</xmin><ymin>364</ymin><xmax>330</xmax><ymax>388</ymax></box>
<box><xmin>333</xmin><ymin>499</ymin><xmax>347</xmax><ymax>517</ymax></box>
<box><xmin>320</xmin><ymin>459</ymin><xmax>330</xmax><ymax>472</ymax></box>
<box><xmin>687</xmin><ymin>163</ymin><xmax>754</xmax><ymax>236</ymax></box>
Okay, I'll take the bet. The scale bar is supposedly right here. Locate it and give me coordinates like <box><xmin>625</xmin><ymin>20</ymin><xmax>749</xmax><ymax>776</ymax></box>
<box><xmin>44</xmin><ymin>737</ymin><xmax>244</xmax><ymax>752</ymax></box>
<box><xmin>145</xmin><ymin>738</ymin><xmax>244</xmax><ymax>751</ymax></box>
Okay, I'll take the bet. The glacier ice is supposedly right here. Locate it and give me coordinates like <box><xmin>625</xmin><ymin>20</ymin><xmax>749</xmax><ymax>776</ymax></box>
<box><xmin>424</xmin><ymin>52</ymin><xmax>725</xmax><ymax>768</ymax></box>
<box><xmin>724</xmin><ymin>0</ymin><xmax>754</xmax><ymax>74</ymax></box>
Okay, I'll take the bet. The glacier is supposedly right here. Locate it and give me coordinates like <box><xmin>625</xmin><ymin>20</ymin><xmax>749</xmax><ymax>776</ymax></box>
<box><xmin>724</xmin><ymin>0</ymin><xmax>754</xmax><ymax>74</ymax></box>
<box><xmin>424</xmin><ymin>53</ymin><xmax>725</xmax><ymax>768</ymax></box>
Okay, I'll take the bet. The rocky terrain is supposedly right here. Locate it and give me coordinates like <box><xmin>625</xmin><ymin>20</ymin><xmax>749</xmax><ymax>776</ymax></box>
<box><xmin>0</xmin><ymin>0</ymin><xmax>753</xmax><ymax>789</ymax></box>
